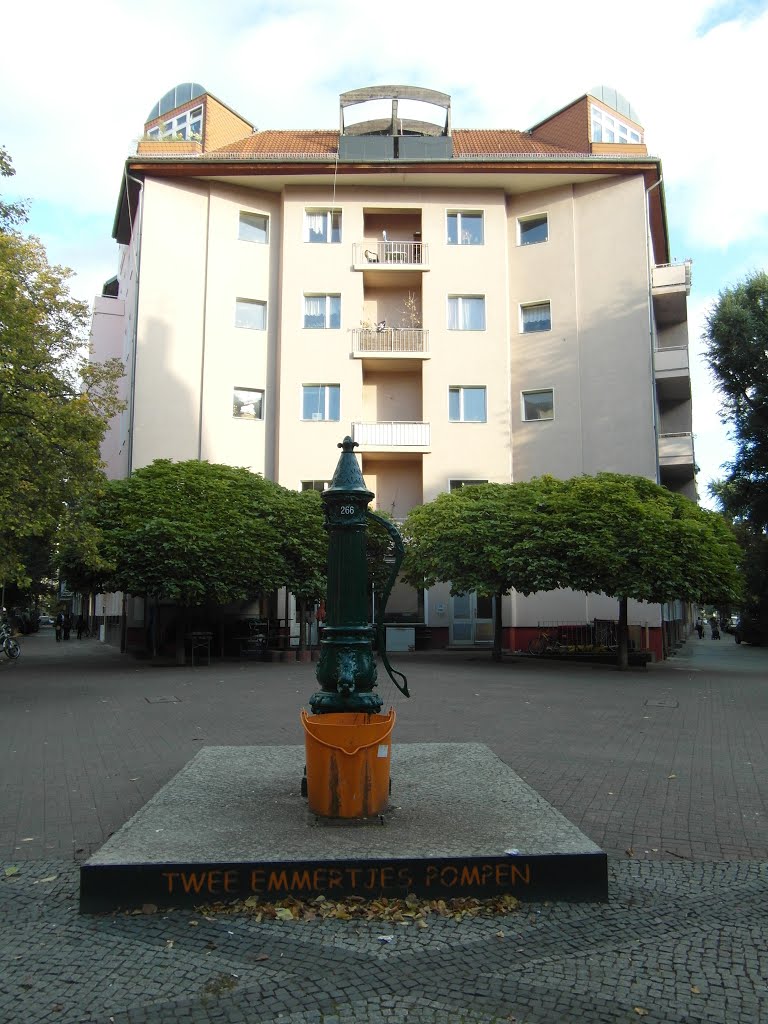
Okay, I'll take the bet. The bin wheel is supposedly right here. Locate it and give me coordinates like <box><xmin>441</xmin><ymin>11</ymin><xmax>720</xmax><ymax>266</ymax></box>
<box><xmin>301</xmin><ymin>776</ymin><xmax>308</xmax><ymax>798</ymax></box>
<box><xmin>389</xmin><ymin>778</ymin><xmax>392</xmax><ymax>795</ymax></box>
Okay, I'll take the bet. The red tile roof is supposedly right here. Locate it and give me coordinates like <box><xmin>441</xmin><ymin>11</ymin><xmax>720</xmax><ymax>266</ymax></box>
<box><xmin>210</xmin><ymin>129</ymin><xmax>584</xmax><ymax>158</ymax></box>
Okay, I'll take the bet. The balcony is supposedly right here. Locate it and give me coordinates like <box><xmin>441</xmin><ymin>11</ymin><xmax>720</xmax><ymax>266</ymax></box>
<box><xmin>652</xmin><ymin>261</ymin><xmax>692</xmax><ymax>327</ymax></box>
<box><xmin>351</xmin><ymin>328</ymin><xmax>429</xmax><ymax>359</ymax></box>
<box><xmin>658</xmin><ymin>432</ymin><xmax>695</xmax><ymax>483</ymax></box>
<box><xmin>351</xmin><ymin>421</ymin><xmax>431</xmax><ymax>452</ymax></box>
<box><xmin>654</xmin><ymin>345</ymin><xmax>690</xmax><ymax>402</ymax></box>
<box><xmin>353</xmin><ymin>240</ymin><xmax>429</xmax><ymax>272</ymax></box>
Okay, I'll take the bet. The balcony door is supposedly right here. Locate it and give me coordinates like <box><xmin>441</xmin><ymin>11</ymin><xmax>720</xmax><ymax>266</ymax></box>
<box><xmin>451</xmin><ymin>592</ymin><xmax>494</xmax><ymax>645</ymax></box>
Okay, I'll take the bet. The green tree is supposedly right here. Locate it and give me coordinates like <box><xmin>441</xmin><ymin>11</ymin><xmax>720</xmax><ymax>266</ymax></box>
<box><xmin>0</xmin><ymin>146</ymin><xmax>124</xmax><ymax>584</ymax></box>
<box><xmin>402</xmin><ymin>479</ymin><xmax>567</xmax><ymax>660</ymax></box>
<box><xmin>703</xmin><ymin>271</ymin><xmax>768</xmax><ymax>528</ymax></box>
<box><xmin>549</xmin><ymin>474</ymin><xmax>743</xmax><ymax>667</ymax></box>
<box><xmin>403</xmin><ymin>475</ymin><xmax>742</xmax><ymax>667</ymax></box>
<box><xmin>703</xmin><ymin>271</ymin><xmax>768</xmax><ymax>638</ymax></box>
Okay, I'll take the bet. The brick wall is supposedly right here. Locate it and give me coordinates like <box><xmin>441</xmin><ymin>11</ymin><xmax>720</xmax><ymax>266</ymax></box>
<box><xmin>530</xmin><ymin>97</ymin><xmax>589</xmax><ymax>151</ymax></box>
<box><xmin>203</xmin><ymin>96</ymin><xmax>253</xmax><ymax>151</ymax></box>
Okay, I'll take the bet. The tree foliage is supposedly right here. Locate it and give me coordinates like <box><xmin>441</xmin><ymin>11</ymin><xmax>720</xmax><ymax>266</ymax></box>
<box><xmin>0</xmin><ymin>146</ymin><xmax>124</xmax><ymax>583</ymax></box>
<box><xmin>97</xmin><ymin>460</ymin><xmax>301</xmax><ymax>606</ymax></box>
<box><xmin>403</xmin><ymin>475</ymin><xmax>743</xmax><ymax>665</ymax></box>
<box><xmin>703</xmin><ymin>270</ymin><xmax>768</xmax><ymax>529</ymax></box>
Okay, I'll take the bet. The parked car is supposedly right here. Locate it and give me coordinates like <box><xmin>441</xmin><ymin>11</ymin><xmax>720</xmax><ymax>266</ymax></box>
<box><xmin>39</xmin><ymin>615</ymin><xmax>54</xmax><ymax>627</ymax></box>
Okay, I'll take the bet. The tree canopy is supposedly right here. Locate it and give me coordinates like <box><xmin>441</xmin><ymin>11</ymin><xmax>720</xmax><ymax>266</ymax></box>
<box><xmin>97</xmin><ymin>460</ymin><xmax>310</xmax><ymax>606</ymax></box>
<box><xmin>0</xmin><ymin>146</ymin><xmax>124</xmax><ymax>584</ymax></box>
<box><xmin>703</xmin><ymin>270</ymin><xmax>768</xmax><ymax>529</ymax></box>
<box><xmin>403</xmin><ymin>475</ymin><xmax>743</xmax><ymax>665</ymax></box>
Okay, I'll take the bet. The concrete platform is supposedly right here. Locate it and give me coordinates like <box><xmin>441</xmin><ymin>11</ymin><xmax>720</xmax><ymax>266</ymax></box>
<box><xmin>80</xmin><ymin>743</ymin><xmax>607</xmax><ymax>912</ymax></box>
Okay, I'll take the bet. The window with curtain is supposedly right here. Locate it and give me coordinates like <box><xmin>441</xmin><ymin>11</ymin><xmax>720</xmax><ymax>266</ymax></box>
<box><xmin>302</xmin><ymin>384</ymin><xmax>340</xmax><ymax>421</ymax></box>
<box><xmin>447</xmin><ymin>296</ymin><xmax>486</xmax><ymax>331</ymax></box>
<box><xmin>521</xmin><ymin>302</ymin><xmax>551</xmax><ymax>333</ymax></box>
<box><xmin>303</xmin><ymin>294</ymin><xmax>341</xmax><ymax>329</ymax></box>
<box><xmin>305</xmin><ymin>209</ymin><xmax>341</xmax><ymax>243</ymax></box>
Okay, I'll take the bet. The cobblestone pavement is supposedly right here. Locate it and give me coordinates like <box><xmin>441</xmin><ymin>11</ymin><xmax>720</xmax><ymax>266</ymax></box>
<box><xmin>1</xmin><ymin>631</ymin><xmax>766</xmax><ymax>1022</ymax></box>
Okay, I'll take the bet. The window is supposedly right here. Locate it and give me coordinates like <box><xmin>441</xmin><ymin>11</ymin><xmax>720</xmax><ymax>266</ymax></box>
<box><xmin>301</xmin><ymin>480</ymin><xmax>331</xmax><ymax>492</ymax></box>
<box><xmin>521</xmin><ymin>302</ymin><xmax>551</xmax><ymax>333</ymax></box>
<box><xmin>233</xmin><ymin>388</ymin><xmax>264</xmax><ymax>420</ymax></box>
<box><xmin>302</xmin><ymin>384</ymin><xmax>340</xmax><ymax>421</ymax></box>
<box><xmin>447</xmin><ymin>296</ymin><xmax>486</xmax><ymax>331</ymax></box>
<box><xmin>447</xmin><ymin>211</ymin><xmax>484</xmax><ymax>245</ymax></box>
<box><xmin>235</xmin><ymin>298</ymin><xmax>267</xmax><ymax>330</ymax></box>
<box><xmin>305</xmin><ymin>209</ymin><xmax>341</xmax><ymax>243</ymax></box>
<box><xmin>449</xmin><ymin>386</ymin><xmax>486</xmax><ymax>423</ymax></box>
<box><xmin>519</xmin><ymin>215</ymin><xmax>548</xmax><ymax>245</ymax></box>
<box><xmin>304</xmin><ymin>294</ymin><xmax>341</xmax><ymax>329</ymax></box>
<box><xmin>147</xmin><ymin>105</ymin><xmax>204</xmax><ymax>141</ymax></box>
<box><xmin>239</xmin><ymin>212</ymin><xmax>269</xmax><ymax>243</ymax></box>
<box><xmin>449</xmin><ymin>479</ymin><xmax>488</xmax><ymax>492</ymax></box>
<box><xmin>522</xmin><ymin>390</ymin><xmax>554</xmax><ymax>421</ymax></box>
<box><xmin>591</xmin><ymin>105</ymin><xmax>642</xmax><ymax>145</ymax></box>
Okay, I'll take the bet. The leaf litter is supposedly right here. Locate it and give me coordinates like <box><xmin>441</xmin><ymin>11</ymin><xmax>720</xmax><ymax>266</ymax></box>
<box><xmin>191</xmin><ymin>891</ymin><xmax>521</xmax><ymax>924</ymax></box>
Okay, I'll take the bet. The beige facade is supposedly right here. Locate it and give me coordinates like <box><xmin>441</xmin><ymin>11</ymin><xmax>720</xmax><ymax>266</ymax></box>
<box><xmin>93</xmin><ymin>84</ymin><xmax>694</xmax><ymax>656</ymax></box>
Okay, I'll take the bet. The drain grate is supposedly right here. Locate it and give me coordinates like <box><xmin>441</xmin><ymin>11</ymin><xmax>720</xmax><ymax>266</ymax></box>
<box><xmin>645</xmin><ymin>698</ymin><xmax>679</xmax><ymax>708</ymax></box>
<box><xmin>145</xmin><ymin>696</ymin><xmax>181</xmax><ymax>704</ymax></box>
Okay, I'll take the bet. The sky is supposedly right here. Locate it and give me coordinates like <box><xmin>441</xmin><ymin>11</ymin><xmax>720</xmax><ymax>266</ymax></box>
<box><xmin>2</xmin><ymin>0</ymin><xmax>767</xmax><ymax>507</ymax></box>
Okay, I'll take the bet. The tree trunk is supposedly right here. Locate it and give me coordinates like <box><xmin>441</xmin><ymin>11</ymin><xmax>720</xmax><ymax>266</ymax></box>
<box><xmin>175</xmin><ymin>606</ymin><xmax>186</xmax><ymax>666</ymax></box>
<box><xmin>492</xmin><ymin>591</ymin><xmax>503</xmax><ymax>662</ymax></box>
<box><xmin>297</xmin><ymin>597</ymin><xmax>306</xmax><ymax>651</ymax></box>
<box><xmin>617</xmin><ymin>596</ymin><xmax>629</xmax><ymax>671</ymax></box>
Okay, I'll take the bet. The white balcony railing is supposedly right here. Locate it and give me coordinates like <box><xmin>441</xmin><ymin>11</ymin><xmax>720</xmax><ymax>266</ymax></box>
<box><xmin>658</xmin><ymin>431</ymin><xmax>695</xmax><ymax>463</ymax></box>
<box><xmin>654</xmin><ymin>345</ymin><xmax>689</xmax><ymax>375</ymax></box>
<box><xmin>351</xmin><ymin>328</ymin><xmax>429</xmax><ymax>355</ymax></box>
<box><xmin>351</xmin><ymin>421</ymin><xmax>431</xmax><ymax>448</ymax></box>
<box><xmin>652</xmin><ymin>261</ymin><xmax>692</xmax><ymax>293</ymax></box>
<box><xmin>353</xmin><ymin>241</ymin><xmax>428</xmax><ymax>267</ymax></box>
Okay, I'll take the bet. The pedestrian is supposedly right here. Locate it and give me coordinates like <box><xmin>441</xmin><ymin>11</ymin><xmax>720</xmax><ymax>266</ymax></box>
<box><xmin>63</xmin><ymin>611</ymin><xmax>72</xmax><ymax>641</ymax></box>
<box><xmin>55</xmin><ymin>610</ymin><xmax>64</xmax><ymax>642</ymax></box>
<box><xmin>76</xmin><ymin>615</ymin><xmax>85</xmax><ymax>640</ymax></box>
<box><xmin>695</xmin><ymin>617</ymin><xmax>704</xmax><ymax>639</ymax></box>
<box><xmin>711</xmin><ymin>620</ymin><xmax>721</xmax><ymax>640</ymax></box>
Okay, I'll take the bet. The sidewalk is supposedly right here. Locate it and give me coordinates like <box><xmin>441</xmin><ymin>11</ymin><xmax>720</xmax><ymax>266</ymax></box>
<box><xmin>1</xmin><ymin>629</ymin><xmax>766</xmax><ymax>1023</ymax></box>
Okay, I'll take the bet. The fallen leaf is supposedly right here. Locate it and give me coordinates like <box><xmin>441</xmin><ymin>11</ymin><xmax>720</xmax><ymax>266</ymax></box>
<box><xmin>626</xmin><ymin>848</ymin><xmax>635</xmax><ymax>858</ymax></box>
<box><xmin>165</xmin><ymin>940</ymin><xmax>174</xmax><ymax>949</ymax></box>
<box><xmin>141</xmin><ymin>903</ymin><xmax>157</xmax><ymax>915</ymax></box>
<box><xmin>634</xmin><ymin>1009</ymin><xmax>649</xmax><ymax>1017</ymax></box>
<box><xmin>34</xmin><ymin>876</ymin><xmax>58</xmax><ymax>884</ymax></box>
<box><xmin>188</xmin><ymin>920</ymin><xmax>199</xmax><ymax>927</ymax></box>
<box><xmin>4</xmin><ymin>866</ymin><xmax>19</xmax><ymax>877</ymax></box>
<box><xmin>254</xmin><ymin>953</ymin><xmax>269</xmax><ymax>961</ymax></box>
<box><xmin>691</xmin><ymin>985</ymin><xmax>701</xmax><ymax>994</ymax></box>
<box><xmin>274</xmin><ymin>907</ymin><xmax>294</xmax><ymax>921</ymax></box>
<box><xmin>668</xmin><ymin>773</ymin><xmax>677</xmax><ymax>779</ymax></box>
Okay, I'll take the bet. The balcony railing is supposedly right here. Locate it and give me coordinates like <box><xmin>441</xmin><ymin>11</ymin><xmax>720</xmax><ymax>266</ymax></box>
<box><xmin>351</xmin><ymin>421</ymin><xmax>431</xmax><ymax>448</ymax></box>
<box><xmin>352</xmin><ymin>241</ymin><xmax>428</xmax><ymax>268</ymax></box>
<box><xmin>658</xmin><ymin>431</ymin><xmax>694</xmax><ymax>464</ymax></box>
<box><xmin>351</xmin><ymin>328</ymin><xmax>429</xmax><ymax>356</ymax></box>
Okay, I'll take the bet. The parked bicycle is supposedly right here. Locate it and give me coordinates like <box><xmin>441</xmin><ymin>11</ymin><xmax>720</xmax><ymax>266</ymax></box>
<box><xmin>0</xmin><ymin>622</ymin><xmax>21</xmax><ymax>661</ymax></box>
<box><xmin>528</xmin><ymin>631</ymin><xmax>571</xmax><ymax>656</ymax></box>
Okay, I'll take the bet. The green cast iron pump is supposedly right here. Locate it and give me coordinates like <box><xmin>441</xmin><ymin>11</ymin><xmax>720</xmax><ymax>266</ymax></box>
<box><xmin>309</xmin><ymin>437</ymin><xmax>410</xmax><ymax>714</ymax></box>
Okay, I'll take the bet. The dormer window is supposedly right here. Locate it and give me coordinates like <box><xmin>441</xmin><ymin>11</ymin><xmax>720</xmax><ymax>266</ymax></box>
<box><xmin>591</xmin><ymin>105</ymin><xmax>642</xmax><ymax>145</ymax></box>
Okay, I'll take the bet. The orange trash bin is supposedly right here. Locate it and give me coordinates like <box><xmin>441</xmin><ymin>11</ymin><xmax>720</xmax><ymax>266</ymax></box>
<box><xmin>301</xmin><ymin>708</ymin><xmax>396</xmax><ymax>818</ymax></box>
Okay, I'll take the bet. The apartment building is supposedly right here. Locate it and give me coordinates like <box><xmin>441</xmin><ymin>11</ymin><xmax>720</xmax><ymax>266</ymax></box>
<box><xmin>94</xmin><ymin>82</ymin><xmax>694</xmax><ymax>657</ymax></box>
